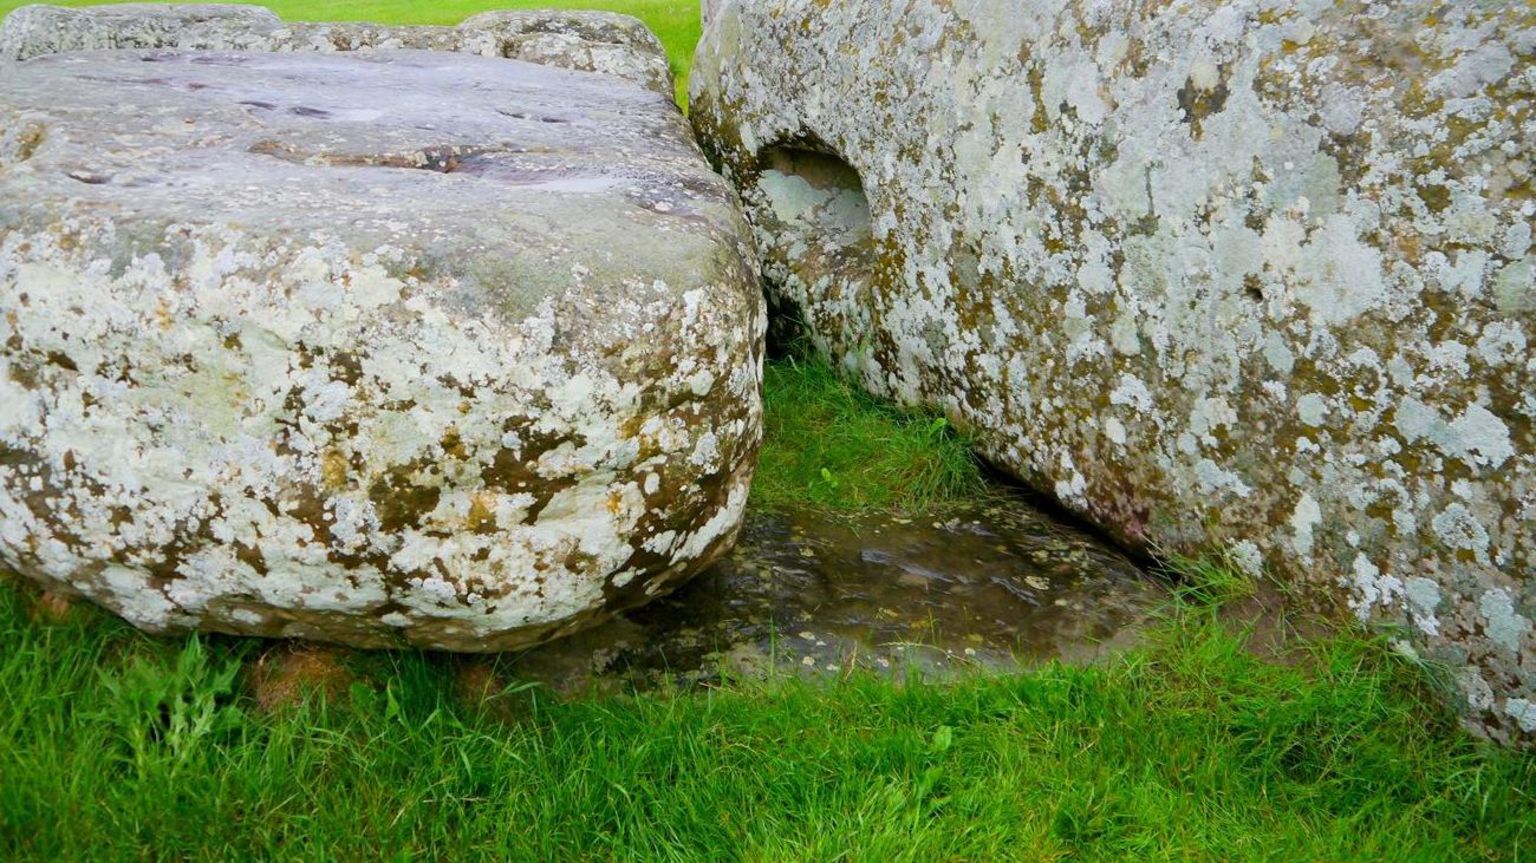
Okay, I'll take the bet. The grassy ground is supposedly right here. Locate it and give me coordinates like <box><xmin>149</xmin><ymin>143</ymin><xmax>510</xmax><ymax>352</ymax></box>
<box><xmin>3</xmin><ymin>584</ymin><xmax>1534</xmax><ymax>861</ymax></box>
<box><xmin>753</xmin><ymin>351</ymin><xmax>988</xmax><ymax>512</ymax></box>
<box><xmin>0</xmin><ymin>0</ymin><xmax>702</xmax><ymax>105</ymax></box>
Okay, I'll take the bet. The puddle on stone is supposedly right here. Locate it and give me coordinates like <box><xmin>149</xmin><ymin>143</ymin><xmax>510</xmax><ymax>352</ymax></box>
<box><xmin>500</xmin><ymin>493</ymin><xmax>1167</xmax><ymax>694</ymax></box>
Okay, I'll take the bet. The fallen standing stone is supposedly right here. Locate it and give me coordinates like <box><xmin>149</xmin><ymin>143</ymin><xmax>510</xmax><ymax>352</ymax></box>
<box><xmin>691</xmin><ymin>0</ymin><xmax>1536</xmax><ymax>743</ymax></box>
<box><xmin>0</xmin><ymin>37</ymin><xmax>764</xmax><ymax>652</ymax></box>
<box><xmin>0</xmin><ymin>3</ymin><xmax>675</xmax><ymax>96</ymax></box>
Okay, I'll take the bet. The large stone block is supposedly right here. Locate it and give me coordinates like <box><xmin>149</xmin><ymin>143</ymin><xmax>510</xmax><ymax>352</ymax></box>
<box><xmin>0</xmin><ymin>44</ymin><xmax>763</xmax><ymax>651</ymax></box>
<box><xmin>0</xmin><ymin>3</ymin><xmax>675</xmax><ymax>96</ymax></box>
<box><xmin>692</xmin><ymin>1</ymin><xmax>1535</xmax><ymax>742</ymax></box>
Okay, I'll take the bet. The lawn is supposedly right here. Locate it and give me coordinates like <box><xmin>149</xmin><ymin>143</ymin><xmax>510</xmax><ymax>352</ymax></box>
<box><xmin>4</xmin><ymin>581</ymin><xmax>1534</xmax><ymax>861</ymax></box>
<box><xmin>0</xmin><ymin>0</ymin><xmax>703</xmax><ymax>104</ymax></box>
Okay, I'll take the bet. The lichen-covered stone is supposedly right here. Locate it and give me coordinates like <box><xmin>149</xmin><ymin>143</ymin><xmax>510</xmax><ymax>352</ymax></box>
<box><xmin>0</xmin><ymin>47</ymin><xmax>763</xmax><ymax>651</ymax></box>
<box><xmin>692</xmin><ymin>1</ymin><xmax>1535</xmax><ymax>743</ymax></box>
<box><xmin>0</xmin><ymin>4</ymin><xmax>675</xmax><ymax>96</ymax></box>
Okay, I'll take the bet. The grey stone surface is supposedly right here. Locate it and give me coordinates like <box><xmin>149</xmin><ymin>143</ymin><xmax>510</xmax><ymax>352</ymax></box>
<box><xmin>692</xmin><ymin>1</ymin><xmax>1536</xmax><ymax>743</ymax></box>
<box><xmin>503</xmin><ymin>496</ymin><xmax>1159</xmax><ymax>694</ymax></box>
<box><xmin>0</xmin><ymin>47</ymin><xmax>763</xmax><ymax>651</ymax></box>
<box><xmin>0</xmin><ymin>4</ymin><xmax>675</xmax><ymax>96</ymax></box>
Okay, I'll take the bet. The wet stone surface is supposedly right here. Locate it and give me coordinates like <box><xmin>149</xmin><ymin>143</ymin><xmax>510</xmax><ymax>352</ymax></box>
<box><xmin>500</xmin><ymin>494</ymin><xmax>1166</xmax><ymax>694</ymax></box>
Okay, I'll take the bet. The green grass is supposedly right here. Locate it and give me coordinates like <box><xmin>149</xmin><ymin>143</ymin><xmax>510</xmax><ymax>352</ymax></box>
<box><xmin>1161</xmin><ymin>550</ymin><xmax>1264</xmax><ymax>610</ymax></box>
<box><xmin>0</xmin><ymin>0</ymin><xmax>702</xmax><ymax>105</ymax></box>
<box><xmin>2</xmin><ymin>586</ymin><xmax>1533</xmax><ymax>861</ymax></box>
<box><xmin>753</xmin><ymin>351</ymin><xmax>989</xmax><ymax>512</ymax></box>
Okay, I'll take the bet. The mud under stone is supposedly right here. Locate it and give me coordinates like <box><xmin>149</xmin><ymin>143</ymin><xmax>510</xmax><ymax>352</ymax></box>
<box><xmin>496</xmin><ymin>491</ymin><xmax>1165</xmax><ymax>694</ymax></box>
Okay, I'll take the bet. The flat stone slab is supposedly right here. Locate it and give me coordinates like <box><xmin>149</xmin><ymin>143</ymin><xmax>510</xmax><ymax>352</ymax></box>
<box><xmin>501</xmin><ymin>496</ymin><xmax>1161</xmax><ymax>695</ymax></box>
<box><xmin>0</xmin><ymin>3</ymin><xmax>675</xmax><ymax>96</ymax></box>
<box><xmin>0</xmin><ymin>47</ymin><xmax>764</xmax><ymax>651</ymax></box>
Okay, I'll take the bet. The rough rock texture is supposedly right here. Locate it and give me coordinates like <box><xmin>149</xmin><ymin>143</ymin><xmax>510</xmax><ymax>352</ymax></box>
<box><xmin>0</xmin><ymin>4</ymin><xmax>675</xmax><ymax>97</ymax></box>
<box><xmin>0</xmin><ymin>47</ymin><xmax>763</xmax><ymax>651</ymax></box>
<box><xmin>693</xmin><ymin>1</ymin><xmax>1536</xmax><ymax>743</ymax></box>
